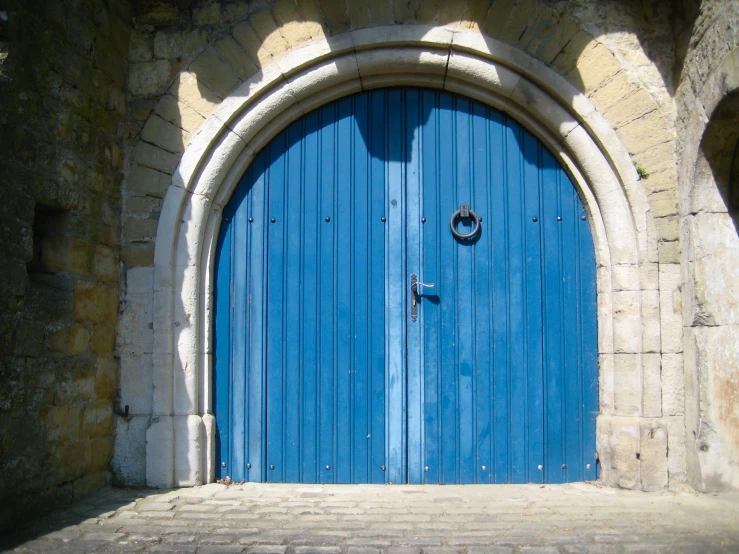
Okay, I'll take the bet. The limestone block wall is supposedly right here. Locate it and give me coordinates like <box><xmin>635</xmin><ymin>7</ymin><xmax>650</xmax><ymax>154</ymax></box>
<box><xmin>676</xmin><ymin>0</ymin><xmax>739</xmax><ymax>491</ymax></box>
<box><xmin>0</xmin><ymin>0</ymin><xmax>130</xmax><ymax>533</ymax></box>
<box><xmin>116</xmin><ymin>0</ymin><xmax>693</xmax><ymax>490</ymax></box>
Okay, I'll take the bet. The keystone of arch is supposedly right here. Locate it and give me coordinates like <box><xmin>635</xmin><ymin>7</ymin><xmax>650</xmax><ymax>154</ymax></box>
<box><xmin>148</xmin><ymin>25</ymin><xmax>652</xmax><ymax>488</ymax></box>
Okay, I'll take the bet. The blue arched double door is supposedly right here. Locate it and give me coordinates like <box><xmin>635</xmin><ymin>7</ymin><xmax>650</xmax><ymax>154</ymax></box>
<box><xmin>214</xmin><ymin>88</ymin><xmax>598</xmax><ymax>484</ymax></box>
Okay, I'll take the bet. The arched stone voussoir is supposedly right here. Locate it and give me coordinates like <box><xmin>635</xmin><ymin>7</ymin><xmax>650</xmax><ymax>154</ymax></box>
<box><xmin>150</xmin><ymin>27</ymin><xmax>653</xmax><ymax>487</ymax></box>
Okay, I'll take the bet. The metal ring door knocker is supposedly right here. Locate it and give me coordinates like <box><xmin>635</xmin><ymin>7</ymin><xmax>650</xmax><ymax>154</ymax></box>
<box><xmin>449</xmin><ymin>203</ymin><xmax>481</xmax><ymax>240</ymax></box>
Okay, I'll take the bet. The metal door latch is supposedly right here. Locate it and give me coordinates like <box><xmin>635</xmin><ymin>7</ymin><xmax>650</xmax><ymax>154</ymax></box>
<box><xmin>411</xmin><ymin>273</ymin><xmax>435</xmax><ymax>321</ymax></box>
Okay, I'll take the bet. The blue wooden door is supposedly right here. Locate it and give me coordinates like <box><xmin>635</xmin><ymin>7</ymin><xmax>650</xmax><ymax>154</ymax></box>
<box><xmin>213</xmin><ymin>88</ymin><xmax>598</xmax><ymax>484</ymax></box>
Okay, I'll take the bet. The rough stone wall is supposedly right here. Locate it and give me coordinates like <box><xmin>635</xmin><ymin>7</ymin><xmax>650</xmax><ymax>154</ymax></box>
<box><xmin>676</xmin><ymin>0</ymin><xmax>739</xmax><ymax>491</ymax></box>
<box><xmin>0</xmin><ymin>0</ymin><xmax>130</xmax><ymax>532</ymax></box>
<box><xmin>115</xmin><ymin>0</ymin><xmax>691</xmax><ymax>490</ymax></box>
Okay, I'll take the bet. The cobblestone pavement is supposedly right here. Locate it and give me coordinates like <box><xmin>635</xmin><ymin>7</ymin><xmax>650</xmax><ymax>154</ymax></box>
<box><xmin>3</xmin><ymin>483</ymin><xmax>739</xmax><ymax>553</ymax></box>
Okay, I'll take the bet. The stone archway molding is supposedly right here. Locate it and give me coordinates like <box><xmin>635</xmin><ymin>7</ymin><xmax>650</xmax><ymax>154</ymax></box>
<box><xmin>148</xmin><ymin>25</ymin><xmax>654</xmax><ymax>488</ymax></box>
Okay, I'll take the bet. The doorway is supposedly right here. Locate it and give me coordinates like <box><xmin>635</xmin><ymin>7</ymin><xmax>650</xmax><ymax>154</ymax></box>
<box><xmin>213</xmin><ymin>88</ymin><xmax>598</xmax><ymax>484</ymax></box>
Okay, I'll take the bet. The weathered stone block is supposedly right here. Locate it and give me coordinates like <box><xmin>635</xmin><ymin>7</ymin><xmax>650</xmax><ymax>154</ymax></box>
<box><xmin>631</xmin><ymin>141</ymin><xmax>676</xmax><ymax>179</ymax></box>
<box><xmin>13</xmin><ymin>321</ymin><xmax>44</xmax><ymax>357</ymax></box>
<box><xmin>125</xmin><ymin>195</ymin><xmax>163</xmax><ymax>216</ymax></box>
<box><xmin>599</xmin><ymin>353</ymin><xmax>615</xmax><ymax>415</ymax></box>
<box><xmin>112</xmin><ymin>415</ymin><xmax>148</xmax><ymax>486</ymax></box>
<box><xmin>74</xmin><ymin>281</ymin><xmax>118</xmax><ymax>324</ymax></box>
<box><xmin>658</xmin><ymin>240</ymin><xmax>680</xmax><ymax>264</ymax></box>
<box><xmin>664</xmin><ymin>415</ymin><xmax>687</xmax><ymax>486</ymax></box>
<box><xmin>588</xmin><ymin>70</ymin><xmax>638</xmax><ymax>112</ymax></box>
<box><xmin>90</xmin><ymin>323</ymin><xmax>115</xmax><ymax>354</ymax></box>
<box><xmin>154</xmin><ymin>29</ymin><xmax>207</xmax><ymax>61</ymax></box>
<box><xmin>658</xmin><ymin>264</ymin><xmax>682</xmax><ymax>353</ymax></box>
<box><xmin>603</xmin><ymin>89</ymin><xmax>657</xmax><ymax>129</ymax></box>
<box><xmin>193</xmin><ymin>2</ymin><xmax>222</xmax><ymax>25</ymax></box>
<box><xmin>91</xmin><ymin>436</ymin><xmax>114</xmax><ymax>472</ymax></box>
<box><xmin>118</xmin><ymin>293</ymin><xmax>155</xmax><ymax>354</ymax></box>
<box><xmin>41</xmin><ymin>235</ymin><xmax>94</xmax><ymax>276</ymax></box>
<box><xmin>214</xmin><ymin>36</ymin><xmax>259</xmax><ymax>81</ymax></box>
<box><xmin>648</xmin><ymin>188</ymin><xmax>679</xmax><ymax>218</ymax></box>
<box><xmin>127</xmin><ymin>267</ymin><xmax>154</xmax><ymax>295</ymax></box>
<box><xmin>153</xmin><ymin>95</ymin><xmax>207</xmax><ymax>136</ymax></box>
<box><xmin>129</xmin><ymin>30</ymin><xmax>154</xmax><ymax>63</ymax></box>
<box><xmin>345</xmin><ymin>0</ymin><xmax>370</xmax><ymax>28</ymax></box>
<box><xmin>123</xmin><ymin>217</ymin><xmax>158</xmax><ymax>243</ymax></box>
<box><xmin>132</xmin><ymin>141</ymin><xmax>180</xmax><ymax>175</ymax></box>
<box><xmin>640</xmin><ymin>421</ymin><xmax>668</xmax><ymax>491</ymax></box>
<box><xmin>233</xmin><ymin>21</ymin><xmax>272</xmax><ymax>67</ymax></box>
<box><xmin>613</xmin><ymin>354</ymin><xmax>641</xmax><ymax>416</ymax></box>
<box><xmin>249</xmin><ymin>8</ymin><xmax>291</xmax><ymax>57</ymax></box>
<box><xmin>169</xmin><ymin>71</ymin><xmax>221</xmax><ymax>118</ymax></box>
<box><xmin>641</xmin><ymin>290</ymin><xmax>661</xmax><ymax>354</ymax></box>
<box><xmin>550</xmin><ymin>30</ymin><xmax>594</xmax><ymax>75</ymax></box>
<box><xmin>95</xmin><ymin>354</ymin><xmax>117</xmax><ymax>400</ymax></box>
<box><xmin>141</xmin><ymin>114</ymin><xmax>191</xmax><ymax>155</ymax></box>
<box><xmin>188</xmin><ymin>50</ymin><xmax>239</xmax><ymax>99</ymax></box>
<box><xmin>617</xmin><ymin>110</ymin><xmax>673</xmax><ymax>155</ymax></box>
<box><xmin>642</xmin><ymin>353</ymin><xmax>662</xmax><ymax>417</ymax></box>
<box><xmin>42</xmin><ymin>405</ymin><xmax>70</xmax><ymax>442</ymax></box>
<box><xmin>566</xmin><ymin>42</ymin><xmax>622</xmax><ymax>95</ymax></box>
<box><xmin>613</xmin><ymin>291</ymin><xmax>641</xmax><ymax>353</ymax></box>
<box><xmin>129</xmin><ymin>61</ymin><xmax>171</xmax><ymax>97</ymax></box>
<box><xmin>684</xmin><ymin>212</ymin><xmax>739</xmax><ymax>327</ymax></box>
<box><xmin>662</xmin><ymin>353</ymin><xmax>684</xmax><ymax>416</ymax></box>
<box><xmin>603</xmin><ymin>417</ymin><xmax>641</xmax><ymax>489</ymax></box>
<box><xmin>639</xmin><ymin>169</ymin><xmax>676</xmax><ymax>198</ymax></box>
<box><xmin>47</xmin><ymin>323</ymin><xmax>90</xmax><ymax>355</ymax></box>
<box><xmin>92</xmin><ymin>245</ymin><xmax>119</xmax><ymax>283</ymax></box>
<box><xmin>119</xmin><ymin>352</ymin><xmax>154</xmax><ymax>414</ymax></box>
<box><xmin>684</xmin><ymin>324</ymin><xmax>739</xmax><ymax>490</ymax></box>
<box><xmin>122</xmin><ymin>243</ymin><xmax>155</xmax><ymax>267</ymax></box>
<box><xmin>316</xmin><ymin>0</ymin><xmax>350</xmax><ymax>33</ymax></box>
<box><xmin>126</xmin><ymin>164</ymin><xmax>172</xmax><ymax>198</ymax></box>
<box><xmin>134</xmin><ymin>3</ymin><xmax>181</xmax><ymax>26</ymax></box>
<box><xmin>611</xmin><ymin>264</ymin><xmax>639</xmax><ymax>291</ymax></box>
<box><xmin>653</xmin><ymin>215</ymin><xmax>679</xmax><ymax>241</ymax></box>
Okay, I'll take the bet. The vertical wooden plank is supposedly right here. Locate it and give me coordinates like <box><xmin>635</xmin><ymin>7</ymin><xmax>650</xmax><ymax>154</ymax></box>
<box><xmin>523</xmin><ymin>133</ymin><xmax>544</xmax><ymax>484</ymax></box>
<box><xmin>488</xmin><ymin>112</ymin><xmax>509</xmax><ymax>483</ymax></box>
<box><xmin>319</xmin><ymin>103</ymin><xmax>337</xmax><ymax>484</ymax></box>
<box><xmin>266</xmin><ymin>135</ymin><xmax>287</xmax><ymax>481</ymax></box>
<box><xmin>368</xmin><ymin>90</ymin><xmax>388</xmax><ymax>484</ymax></box>
<box><xmin>229</xmin><ymin>171</ymin><xmax>249</xmax><ymax>483</ymax></box>
<box><xmin>283</xmin><ymin>121</ymin><xmax>303</xmax><ymax>483</ymax></box>
<box><xmin>386</xmin><ymin>88</ymin><xmax>407</xmax><ymax>484</ymax></box>
<box><xmin>579</xmin><ymin>193</ymin><xmax>599</xmax><ymax>481</ymax></box>
<box><xmin>437</xmin><ymin>91</ymin><xmax>458</xmax><ymax>484</ymax></box>
<box><xmin>245</xmin><ymin>153</ymin><xmax>268</xmax><ymax>483</ymax></box>
<box><xmin>335</xmin><ymin>96</ymin><xmax>353</xmax><ymax>483</ymax></box>
<box><xmin>420</xmin><ymin>89</ymin><xmax>441</xmax><ymax>484</ymax></box>
<box><xmin>454</xmin><ymin>95</ymin><xmax>476</xmax><ymax>484</ymax></box>
<box><xmin>213</xmin><ymin>203</ymin><xmax>232</xmax><ymax>480</ymax></box>
<box><xmin>300</xmin><ymin>111</ymin><xmax>320</xmax><ymax>483</ymax></box>
<box><xmin>505</xmin><ymin>120</ymin><xmax>527</xmax><ymax>483</ymax></box>
<box><xmin>351</xmin><ymin>92</ymin><xmax>371</xmax><ymax>483</ymax></box>
<box><xmin>471</xmin><ymin>102</ymin><xmax>493</xmax><ymax>484</ymax></box>
<box><xmin>540</xmin><ymin>146</ymin><xmax>565</xmax><ymax>484</ymax></box>
<box><xmin>405</xmin><ymin>88</ymin><xmax>423</xmax><ymax>484</ymax></box>
<box><xmin>559</xmin><ymin>166</ymin><xmax>580</xmax><ymax>481</ymax></box>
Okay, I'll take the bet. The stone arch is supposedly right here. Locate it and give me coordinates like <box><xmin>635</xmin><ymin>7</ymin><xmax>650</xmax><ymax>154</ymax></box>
<box><xmin>142</xmin><ymin>26</ymin><xmax>661</xmax><ymax>489</ymax></box>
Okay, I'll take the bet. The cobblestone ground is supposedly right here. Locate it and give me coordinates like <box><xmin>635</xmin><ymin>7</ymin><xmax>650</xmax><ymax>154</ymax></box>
<box><xmin>3</xmin><ymin>483</ymin><xmax>739</xmax><ymax>553</ymax></box>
